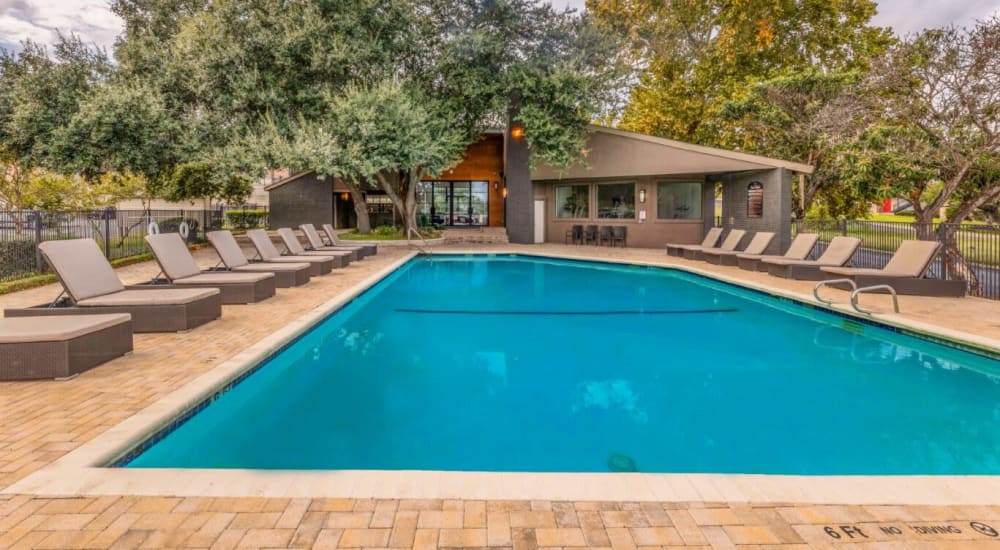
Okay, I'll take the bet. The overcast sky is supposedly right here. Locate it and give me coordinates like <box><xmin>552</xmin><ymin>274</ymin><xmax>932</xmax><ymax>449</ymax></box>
<box><xmin>1</xmin><ymin>0</ymin><xmax>999</xmax><ymax>54</ymax></box>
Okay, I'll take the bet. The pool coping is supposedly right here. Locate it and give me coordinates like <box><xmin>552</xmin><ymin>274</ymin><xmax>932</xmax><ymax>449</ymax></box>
<box><xmin>4</xmin><ymin>248</ymin><xmax>1000</xmax><ymax>505</ymax></box>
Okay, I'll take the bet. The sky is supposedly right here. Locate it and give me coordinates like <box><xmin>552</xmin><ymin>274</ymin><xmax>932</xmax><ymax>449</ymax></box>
<box><xmin>1</xmin><ymin>0</ymin><xmax>999</xmax><ymax>54</ymax></box>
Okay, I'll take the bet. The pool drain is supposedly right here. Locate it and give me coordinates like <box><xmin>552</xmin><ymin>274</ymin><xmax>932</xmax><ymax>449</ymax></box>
<box><xmin>607</xmin><ymin>453</ymin><xmax>638</xmax><ymax>472</ymax></box>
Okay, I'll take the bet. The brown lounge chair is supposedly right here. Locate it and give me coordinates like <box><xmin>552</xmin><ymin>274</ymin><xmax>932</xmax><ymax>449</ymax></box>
<box><xmin>820</xmin><ymin>240</ymin><xmax>966</xmax><ymax>297</ymax></box>
<box><xmin>276</xmin><ymin>227</ymin><xmax>356</xmax><ymax>265</ymax></box>
<box><xmin>301</xmin><ymin>224</ymin><xmax>373</xmax><ymax>259</ymax></box>
<box><xmin>702</xmin><ymin>232</ymin><xmax>775</xmax><ymax>265</ymax></box>
<box><xmin>762</xmin><ymin>236</ymin><xmax>862</xmax><ymax>280</ymax></box>
<box><xmin>322</xmin><ymin>224</ymin><xmax>377</xmax><ymax>257</ymax></box>
<box><xmin>666</xmin><ymin>227</ymin><xmax>722</xmax><ymax>257</ymax></box>
<box><xmin>5</xmin><ymin>239</ymin><xmax>221</xmax><ymax>332</ymax></box>
<box><xmin>0</xmin><ymin>314</ymin><xmax>132</xmax><ymax>381</ymax></box>
<box><xmin>246</xmin><ymin>230</ymin><xmax>336</xmax><ymax>274</ymax></box>
<box><xmin>681</xmin><ymin>229</ymin><xmax>746</xmax><ymax>260</ymax></box>
<box><xmin>737</xmin><ymin>233</ymin><xmax>819</xmax><ymax>271</ymax></box>
<box><xmin>145</xmin><ymin>233</ymin><xmax>276</xmax><ymax>304</ymax></box>
<box><xmin>207</xmin><ymin>230</ymin><xmax>312</xmax><ymax>287</ymax></box>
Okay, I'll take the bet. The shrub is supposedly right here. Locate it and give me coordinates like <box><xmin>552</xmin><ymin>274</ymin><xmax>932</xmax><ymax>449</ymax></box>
<box><xmin>0</xmin><ymin>240</ymin><xmax>39</xmax><ymax>280</ymax></box>
<box><xmin>225</xmin><ymin>209</ymin><xmax>268</xmax><ymax>230</ymax></box>
<box><xmin>372</xmin><ymin>225</ymin><xmax>400</xmax><ymax>236</ymax></box>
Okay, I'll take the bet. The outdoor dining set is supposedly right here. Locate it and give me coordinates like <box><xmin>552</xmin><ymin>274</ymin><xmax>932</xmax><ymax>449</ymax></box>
<box><xmin>564</xmin><ymin>225</ymin><xmax>628</xmax><ymax>247</ymax></box>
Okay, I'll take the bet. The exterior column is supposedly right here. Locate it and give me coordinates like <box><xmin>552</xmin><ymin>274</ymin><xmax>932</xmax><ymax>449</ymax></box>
<box><xmin>504</xmin><ymin>120</ymin><xmax>534</xmax><ymax>244</ymax></box>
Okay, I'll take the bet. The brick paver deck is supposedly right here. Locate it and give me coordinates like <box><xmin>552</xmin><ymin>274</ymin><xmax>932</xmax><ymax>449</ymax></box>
<box><xmin>1</xmin><ymin>242</ymin><xmax>998</xmax><ymax>548</ymax></box>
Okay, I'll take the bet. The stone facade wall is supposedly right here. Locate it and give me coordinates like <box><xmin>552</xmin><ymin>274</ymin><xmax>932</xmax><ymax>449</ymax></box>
<box><xmin>719</xmin><ymin>168</ymin><xmax>791</xmax><ymax>254</ymax></box>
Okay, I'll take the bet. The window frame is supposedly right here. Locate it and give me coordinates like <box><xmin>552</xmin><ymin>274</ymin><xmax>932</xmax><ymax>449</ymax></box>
<box><xmin>553</xmin><ymin>183</ymin><xmax>592</xmax><ymax>220</ymax></box>
<box><xmin>654</xmin><ymin>181</ymin><xmax>703</xmax><ymax>221</ymax></box>
<box><xmin>594</xmin><ymin>181</ymin><xmax>638</xmax><ymax>221</ymax></box>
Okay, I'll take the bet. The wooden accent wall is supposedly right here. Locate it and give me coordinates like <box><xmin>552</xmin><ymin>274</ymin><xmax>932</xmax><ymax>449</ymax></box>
<box><xmin>427</xmin><ymin>134</ymin><xmax>505</xmax><ymax>227</ymax></box>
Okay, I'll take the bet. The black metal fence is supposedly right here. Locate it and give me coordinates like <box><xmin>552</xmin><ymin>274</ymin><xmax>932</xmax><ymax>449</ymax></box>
<box><xmin>793</xmin><ymin>220</ymin><xmax>1000</xmax><ymax>300</ymax></box>
<box><xmin>0</xmin><ymin>206</ymin><xmax>268</xmax><ymax>283</ymax></box>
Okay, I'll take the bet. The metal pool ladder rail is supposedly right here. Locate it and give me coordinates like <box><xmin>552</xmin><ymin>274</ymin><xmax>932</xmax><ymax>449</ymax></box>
<box><xmin>406</xmin><ymin>227</ymin><xmax>430</xmax><ymax>255</ymax></box>
<box><xmin>814</xmin><ymin>278</ymin><xmax>900</xmax><ymax>314</ymax></box>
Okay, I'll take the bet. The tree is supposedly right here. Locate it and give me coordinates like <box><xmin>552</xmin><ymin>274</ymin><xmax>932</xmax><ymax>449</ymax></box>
<box><xmin>720</xmin><ymin>69</ymin><xmax>876</xmax><ymax>218</ymax></box>
<box><xmin>165</xmin><ymin>161</ymin><xmax>218</xmax><ymax>205</ymax></box>
<box><xmin>588</xmin><ymin>0</ymin><xmax>892</xmax><ymax>146</ymax></box>
<box><xmin>842</xmin><ymin>18</ymin><xmax>1000</xmax><ymax>289</ymax></box>
<box><xmin>0</xmin><ymin>35</ymin><xmax>111</xmax><ymax>212</ymax></box>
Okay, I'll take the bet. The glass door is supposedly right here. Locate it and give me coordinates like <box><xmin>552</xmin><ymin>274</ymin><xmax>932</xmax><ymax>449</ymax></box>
<box><xmin>419</xmin><ymin>181</ymin><xmax>490</xmax><ymax>227</ymax></box>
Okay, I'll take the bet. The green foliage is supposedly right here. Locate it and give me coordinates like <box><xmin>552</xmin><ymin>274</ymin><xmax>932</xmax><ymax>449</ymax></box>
<box><xmin>0</xmin><ymin>239</ymin><xmax>37</xmax><ymax>280</ymax></box>
<box><xmin>224</xmin><ymin>209</ymin><xmax>267</xmax><ymax>230</ymax></box>
<box><xmin>589</xmin><ymin>0</ymin><xmax>892</xmax><ymax>146</ymax></box>
<box><xmin>164</xmin><ymin>161</ymin><xmax>217</xmax><ymax>203</ymax></box>
<box><xmin>0</xmin><ymin>35</ymin><xmax>112</xmax><ymax>171</ymax></box>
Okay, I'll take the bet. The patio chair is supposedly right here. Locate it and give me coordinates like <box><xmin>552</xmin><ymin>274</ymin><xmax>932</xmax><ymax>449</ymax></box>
<box><xmin>276</xmin><ymin>228</ymin><xmax>356</xmax><ymax>266</ymax></box>
<box><xmin>819</xmin><ymin>240</ymin><xmax>965</xmax><ymax>297</ymax></box>
<box><xmin>583</xmin><ymin>225</ymin><xmax>598</xmax><ymax>244</ymax></box>
<box><xmin>3</xmin><ymin>239</ymin><xmax>221</xmax><ymax>333</ymax></box>
<box><xmin>736</xmin><ymin>233</ymin><xmax>819</xmax><ymax>272</ymax></box>
<box><xmin>207</xmin><ymin>230</ymin><xmax>313</xmax><ymax>286</ymax></box>
<box><xmin>612</xmin><ymin>226</ymin><xmax>627</xmax><ymax>247</ymax></box>
<box><xmin>682</xmin><ymin>229</ymin><xmax>746</xmax><ymax>261</ymax></box>
<box><xmin>702</xmin><ymin>232</ymin><xmax>775</xmax><ymax>265</ymax></box>
<box><xmin>321</xmin><ymin>224</ymin><xmax>378</xmax><ymax>257</ymax></box>
<box><xmin>145</xmin><ymin>233</ymin><xmax>276</xmax><ymax>304</ymax></box>
<box><xmin>0</xmin><ymin>314</ymin><xmax>132</xmax><ymax>381</ymax></box>
<box><xmin>666</xmin><ymin>227</ymin><xmax>723</xmax><ymax>257</ymax></box>
<box><xmin>599</xmin><ymin>225</ymin><xmax>613</xmax><ymax>246</ymax></box>
<box><xmin>762</xmin><ymin>236</ymin><xmax>862</xmax><ymax>280</ymax></box>
<box><xmin>245</xmin><ymin>230</ymin><xmax>337</xmax><ymax>274</ymax></box>
<box><xmin>301</xmin><ymin>224</ymin><xmax>373</xmax><ymax>259</ymax></box>
<box><xmin>565</xmin><ymin>225</ymin><xmax>583</xmax><ymax>244</ymax></box>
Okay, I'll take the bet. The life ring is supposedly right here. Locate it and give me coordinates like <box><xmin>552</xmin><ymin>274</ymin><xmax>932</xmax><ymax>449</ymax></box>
<box><xmin>178</xmin><ymin>221</ymin><xmax>190</xmax><ymax>239</ymax></box>
<box><xmin>147</xmin><ymin>221</ymin><xmax>160</xmax><ymax>235</ymax></box>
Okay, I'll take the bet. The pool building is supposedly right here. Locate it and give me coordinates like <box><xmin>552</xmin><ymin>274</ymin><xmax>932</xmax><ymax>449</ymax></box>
<box><xmin>266</xmin><ymin>125</ymin><xmax>814</xmax><ymax>250</ymax></box>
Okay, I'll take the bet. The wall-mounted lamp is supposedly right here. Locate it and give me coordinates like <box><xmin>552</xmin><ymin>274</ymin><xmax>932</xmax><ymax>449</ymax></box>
<box><xmin>502</xmin><ymin>187</ymin><xmax>508</xmax><ymax>198</ymax></box>
<box><xmin>340</xmin><ymin>192</ymin><xmax>350</xmax><ymax>201</ymax></box>
<box><xmin>510</xmin><ymin>126</ymin><xmax>525</xmax><ymax>139</ymax></box>
<box><xmin>639</xmin><ymin>188</ymin><xmax>646</xmax><ymax>204</ymax></box>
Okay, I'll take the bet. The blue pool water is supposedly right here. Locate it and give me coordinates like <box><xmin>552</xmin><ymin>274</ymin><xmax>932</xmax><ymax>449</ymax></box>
<box><xmin>126</xmin><ymin>255</ymin><xmax>1000</xmax><ymax>474</ymax></box>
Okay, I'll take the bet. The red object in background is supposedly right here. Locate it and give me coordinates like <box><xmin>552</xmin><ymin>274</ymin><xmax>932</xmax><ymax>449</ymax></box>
<box><xmin>883</xmin><ymin>198</ymin><xmax>892</xmax><ymax>213</ymax></box>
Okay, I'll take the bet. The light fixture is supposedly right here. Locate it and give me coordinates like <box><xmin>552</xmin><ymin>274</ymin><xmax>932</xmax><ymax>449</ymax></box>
<box><xmin>340</xmin><ymin>192</ymin><xmax>350</xmax><ymax>201</ymax></box>
<box><xmin>510</xmin><ymin>126</ymin><xmax>525</xmax><ymax>139</ymax></box>
<box><xmin>502</xmin><ymin>187</ymin><xmax>508</xmax><ymax>198</ymax></box>
<box><xmin>639</xmin><ymin>188</ymin><xmax>646</xmax><ymax>203</ymax></box>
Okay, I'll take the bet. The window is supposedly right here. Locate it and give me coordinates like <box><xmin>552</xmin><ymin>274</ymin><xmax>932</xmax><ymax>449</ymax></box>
<box><xmin>657</xmin><ymin>182</ymin><xmax>702</xmax><ymax>220</ymax></box>
<box><xmin>555</xmin><ymin>184</ymin><xmax>590</xmax><ymax>219</ymax></box>
<box><xmin>596</xmin><ymin>183</ymin><xmax>635</xmax><ymax>219</ymax></box>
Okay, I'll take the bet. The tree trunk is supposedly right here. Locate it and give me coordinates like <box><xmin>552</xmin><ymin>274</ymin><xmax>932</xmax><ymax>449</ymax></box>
<box><xmin>344</xmin><ymin>179</ymin><xmax>371</xmax><ymax>234</ymax></box>
<box><xmin>375</xmin><ymin>169</ymin><xmax>423</xmax><ymax>238</ymax></box>
<box><xmin>934</xmin><ymin>184</ymin><xmax>1000</xmax><ymax>294</ymax></box>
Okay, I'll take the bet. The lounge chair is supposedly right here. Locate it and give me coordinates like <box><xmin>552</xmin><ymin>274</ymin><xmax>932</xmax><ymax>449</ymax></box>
<box><xmin>144</xmin><ymin>233</ymin><xmax>276</xmax><ymax>304</ymax></box>
<box><xmin>736</xmin><ymin>233</ymin><xmax>819</xmax><ymax>271</ymax></box>
<box><xmin>276</xmin><ymin>228</ymin><xmax>355</xmax><ymax>266</ymax></box>
<box><xmin>820</xmin><ymin>240</ymin><xmax>966</xmax><ymax>297</ymax></box>
<box><xmin>682</xmin><ymin>229</ymin><xmax>746</xmax><ymax>260</ymax></box>
<box><xmin>321</xmin><ymin>224</ymin><xmax>377</xmax><ymax>257</ymax></box>
<box><xmin>762</xmin><ymin>236</ymin><xmax>861</xmax><ymax>280</ymax></box>
<box><xmin>0</xmin><ymin>314</ymin><xmax>132</xmax><ymax>381</ymax></box>
<box><xmin>666</xmin><ymin>227</ymin><xmax>723</xmax><ymax>257</ymax></box>
<box><xmin>245</xmin><ymin>230</ymin><xmax>336</xmax><ymax>274</ymax></box>
<box><xmin>300</xmin><ymin>224</ymin><xmax>372</xmax><ymax>259</ymax></box>
<box><xmin>4</xmin><ymin>239</ymin><xmax>221</xmax><ymax>332</ymax></box>
<box><xmin>702</xmin><ymin>232</ymin><xmax>774</xmax><ymax>265</ymax></box>
<box><xmin>207</xmin><ymin>230</ymin><xmax>312</xmax><ymax>287</ymax></box>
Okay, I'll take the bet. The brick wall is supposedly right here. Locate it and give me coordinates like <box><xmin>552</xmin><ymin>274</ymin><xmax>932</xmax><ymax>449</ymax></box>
<box><xmin>719</xmin><ymin>168</ymin><xmax>791</xmax><ymax>254</ymax></box>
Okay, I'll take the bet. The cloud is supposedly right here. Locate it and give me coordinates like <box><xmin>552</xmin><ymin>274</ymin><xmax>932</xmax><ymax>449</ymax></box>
<box><xmin>872</xmin><ymin>0</ymin><xmax>1000</xmax><ymax>34</ymax></box>
<box><xmin>0</xmin><ymin>0</ymin><xmax>122</xmax><ymax>54</ymax></box>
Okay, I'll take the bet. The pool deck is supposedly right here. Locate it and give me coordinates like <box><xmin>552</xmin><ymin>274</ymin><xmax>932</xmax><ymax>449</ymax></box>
<box><xmin>1</xmin><ymin>243</ymin><xmax>999</xmax><ymax>548</ymax></box>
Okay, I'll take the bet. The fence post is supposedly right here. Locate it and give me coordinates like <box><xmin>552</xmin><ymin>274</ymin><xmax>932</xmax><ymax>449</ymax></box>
<box><xmin>104</xmin><ymin>214</ymin><xmax>111</xmax><ymax>259</ymax></box>
<box><xmin>33</xmin><ymin>211</ymin><xmax>43</xmax><ymax>273</ymax></box>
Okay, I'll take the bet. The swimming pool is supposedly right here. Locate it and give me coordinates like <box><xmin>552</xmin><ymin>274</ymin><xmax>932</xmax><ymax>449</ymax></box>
<box><xmin>124</xmin><ymin>254</ymin><xmax>1000</xmax><ymax>474</ymax></box>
